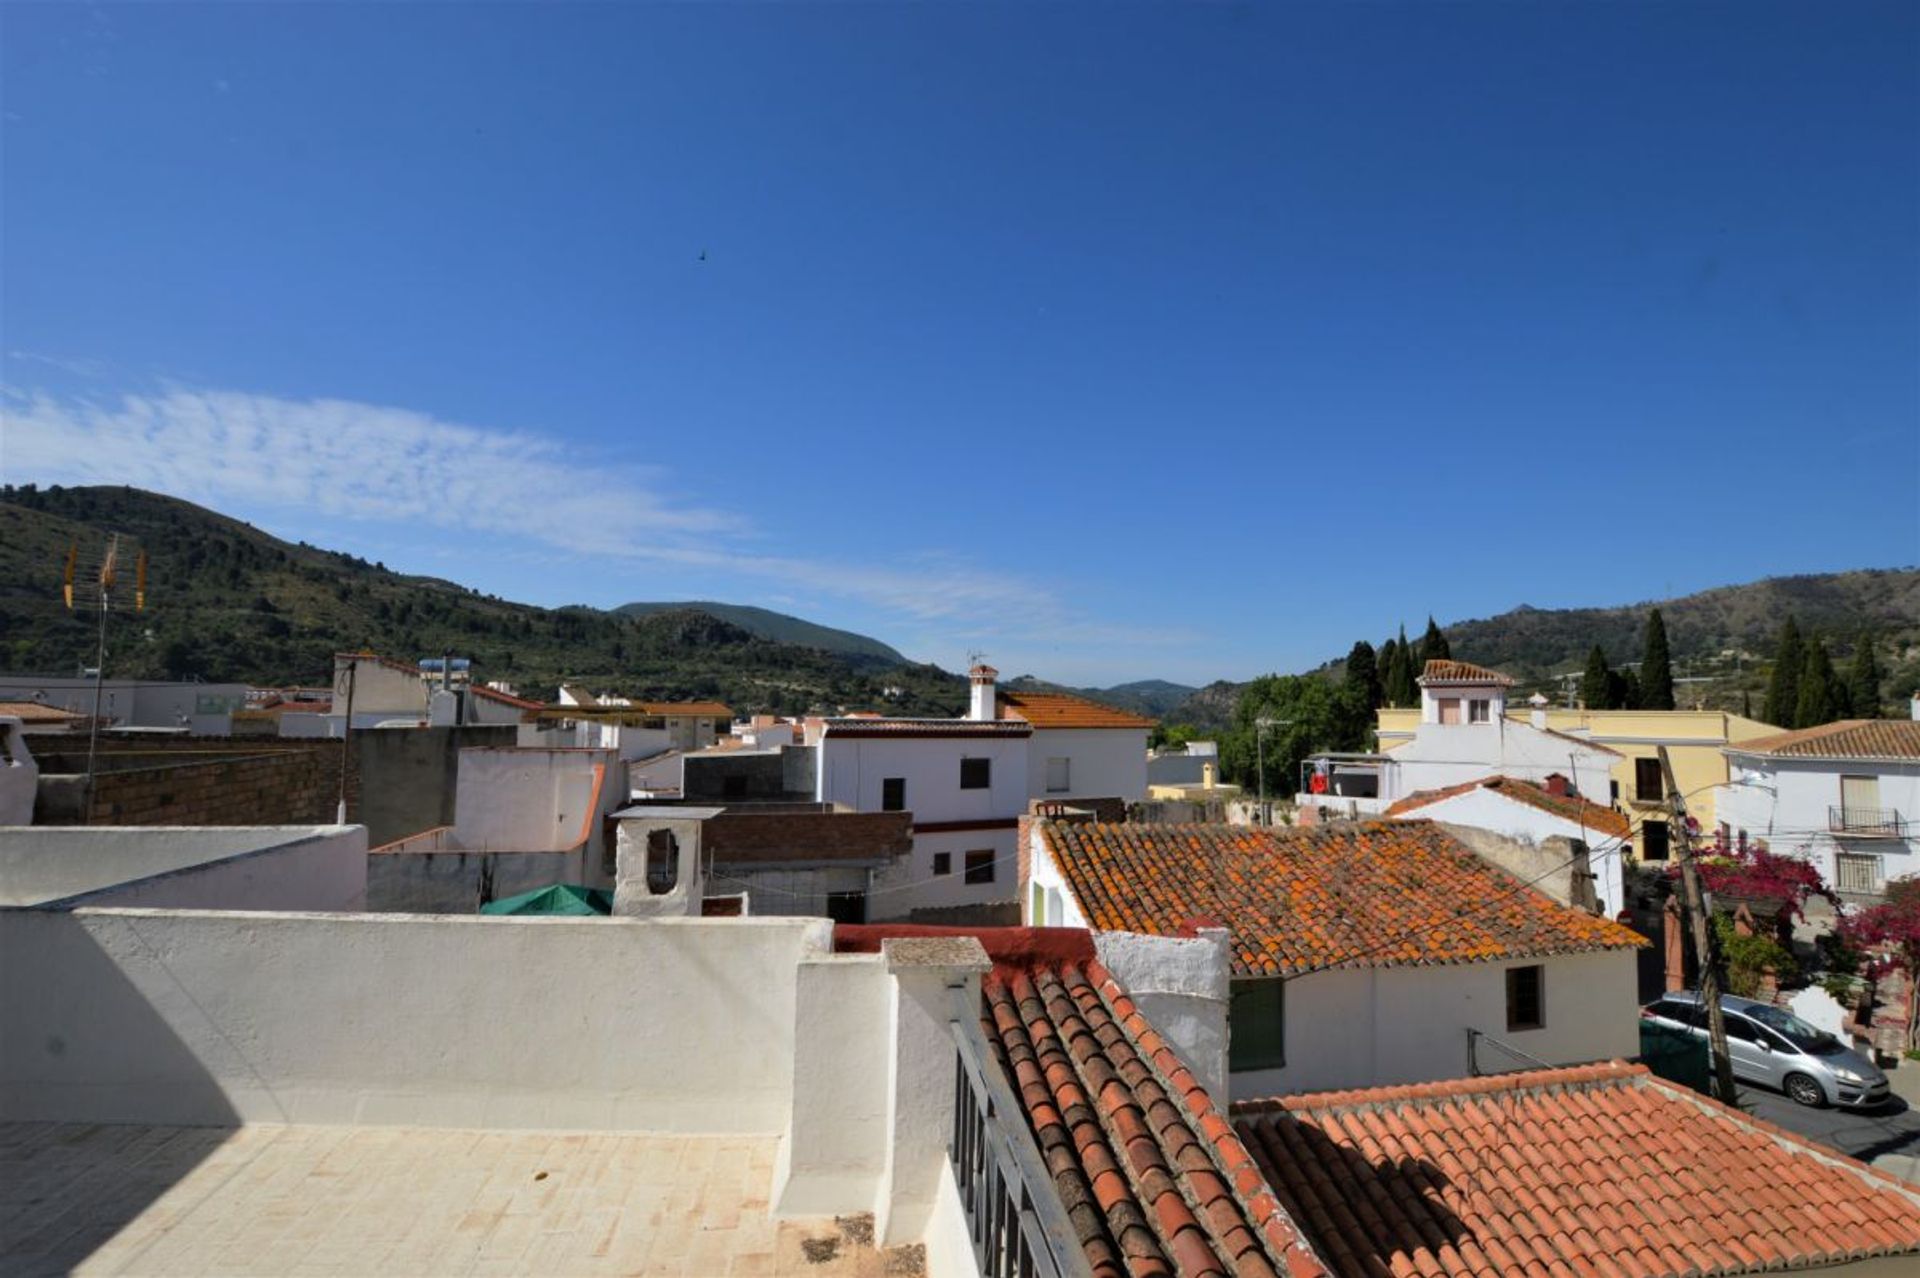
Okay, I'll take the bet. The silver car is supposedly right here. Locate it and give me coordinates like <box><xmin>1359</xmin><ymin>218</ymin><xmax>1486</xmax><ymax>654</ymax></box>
<box><xmin>1641</xmin><ymin>991</ymin><xmax>1890</xmax><ymax>1108</ymax></box>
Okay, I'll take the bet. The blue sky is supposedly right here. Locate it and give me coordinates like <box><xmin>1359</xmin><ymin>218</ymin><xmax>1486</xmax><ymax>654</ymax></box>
<box><xmin>3</xmin><ymin>2</ymin><xmax>1915</xmax><ymax>687</ymax></box>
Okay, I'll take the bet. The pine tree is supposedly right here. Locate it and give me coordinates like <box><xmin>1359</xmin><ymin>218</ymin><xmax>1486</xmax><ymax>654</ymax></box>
<box><xmin>1580</xmin><ymin>645</ymin><xmax>1613</xmax><ymax>710</ymax></box>
<box><xmin>1345</xmin><ymin>641</ymin><xmax>1382</xmax><ymax>710</ymax></box>
<box><xmin>1418</xmin><ymin>616</ymin><xmax>1451</xmax><ymax>667</ymax></box>
<box><xmin>1848</xmin><ymin>630</ymin><xmax>1883</xmax><ymax>719</ymax></box>
<box><xmin>1386</xmin><ymin>625</ymin><xmax>1418</xmax><ymax>708</ymax></box>
<box><xmin>1763</xmin><ymin>617</ymin><xmax>1802</xmax><ymax>728</ymax></box>
<box><xmin>1639</xmin><ymin>609</ymin><xmax>1675</xmax><ymax>710</ymax></box>
<box><xmin>1794</xmin><ymin>638</ymin><xmax>1841</xmax><ymax>729</ymax></box>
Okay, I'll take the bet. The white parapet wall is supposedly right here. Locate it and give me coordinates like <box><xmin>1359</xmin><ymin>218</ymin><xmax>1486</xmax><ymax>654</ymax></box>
<box><xmin>0</xmin><ymin>826</ymin><xmax>367</xmax><ymax>912</ymax></box>
<box><xmin>0</xmin><ymin>910</ymin><xmax>832</xmax><ymax>1132</ymax></box>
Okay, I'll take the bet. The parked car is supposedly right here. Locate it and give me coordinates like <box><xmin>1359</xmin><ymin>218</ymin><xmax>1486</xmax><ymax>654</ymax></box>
<box><xmin>1641</xmin><ymin>991</ymin><xmax>1890</xmax><ymax>1108</ymax></box>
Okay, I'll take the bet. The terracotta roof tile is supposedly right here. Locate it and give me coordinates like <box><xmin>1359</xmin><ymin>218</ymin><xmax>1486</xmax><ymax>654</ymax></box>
<box><xmin>1039</xmin><ymin>820</ymin><xmax>1645</xmax><ymax>978</ymax></box>
<box><xmin>1728</xmin><ymin>719</ymin><xmax>1920</xmax><ymax>762</ymax></box>
<box><xmin>1418</xmin><ymin>660</ymin><xmax>1516</xmax><ymax>687</ymax></box>
<box><xmin>1385</xmin><ymin>776</ymin><xmax>1632</xmax><ymax>838</ymax></box>
<box><xmin>1231</xmin><ymin>1061</ymin><xmax>1920</xmax><ymax>1278</ymax></box>
<box><xmin>0</xmin><ymin>701</ymin><xmax>86</xmax><ymax>725</ymax></box>
<box><xmin>637</xmin><ymin>701</ymin><xmax>734</xmax><ymax>717</ymax></box>
<box><xmin>820</xmin><ymin>717</ymin><xmax>1032</xmax><ymax>738</ymax></box>
<box><xmin>984</xmin><ymin>955</ymin><xmax>1329</xmax><ymax>1278</ymax></box>
<box><xmin>998</xmin><ymin>690</ymin><xmax>1158</xmax><ymax>730</ymax></box>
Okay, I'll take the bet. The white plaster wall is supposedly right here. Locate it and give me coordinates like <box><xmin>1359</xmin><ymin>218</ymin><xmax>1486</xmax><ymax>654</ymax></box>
<box><xmin>1389</xmin><ymin>719</ymin><xmax>1616</xmax><ymax>804</ymax></box>
<box><xmin>73</xmin><ymin>827</ymin><xmax>367</xmax><ymax>913</ymax></box>
<box><xmin>277</xmin><ymin>712</ymin><xmax>342</xmax><ymax>739</ymax></box>
<box><xmin>1093</xmin><ymin>929</ymin><xmax>1230</xmax><ymax>1101</ymax></box>
<box><xmin>1229</xmin><ymin>949</ymin><xmax>1640</xmax><ymax>1099</ymax></box>
<box><xmin>706</xmin><ymin>865</ymin><xmax>871</xmax><ymax>919</ymax></box>
<box><xmin>334</xmin><ymin>659</ymin><xmax>425</xmax><ymax>719</ymax></box>
<box><xmin>0</xmin><ymin>826</ymin><xmax>363</xmax><ymax>908</ymax></box>
<box><xmin>0</xmin><ymin>719</ymin><xmax>38</xmax><ymax>826</ymax></box>
<box><xmin>0</xmin><ymin>910</ymin><xmax>831</xmax><ymax>1131</ymax></box>
<box><xmin>453</xmin><ymin>748</ymin><xmax>612</xmax><ymax>852</ymax></box>
<box><xmin>923</xmin><ymin>1161</ymin><xmax>984</xmax><ymax>1278</ymax></box>
<box><xmin>867</xmin><ymin>828</ymin><xmax>1017</xmax><ymax>920</ymax></box>
<box><xmin>1024</xmin><ymin>834</ymin><xmax>1089</xmax><ymax>929</ymax></box>
<box><xmin>1024</xmin><ymin>728</ymin><xmax>1149</xmax><ymax>804</ymax></box>
<box><xmin>1396</xmin><ymin>790</ymin><xmax>1628</xmax><ymax>915</ymax></box>
<box><xmin>817</xmin><ymin>736</ymin><xmax>1029</xmax><ymax>824</ymax></box>
<box><xmin>366</xmin><ymin>845</ymin><xmax>598</xmax><ymax>912</ymax></box>
<box><xmin>774</xmin><ymin>953</ymin><xmax>893</xmax><ymax>1215</ymax></box>
<box><xmin>629</xmin><ymin>750</ymin><xmax>685</xmax><ymax>793</ymax></box>
<box><xmin>1720</xmin><ymin>758</ymin><xmax>1920</xmax><ymax>888</ymax></box>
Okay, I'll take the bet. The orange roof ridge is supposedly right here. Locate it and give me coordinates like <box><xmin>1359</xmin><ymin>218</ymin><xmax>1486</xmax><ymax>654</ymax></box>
<box><xmin>1417</xmin><ymin>658</ymin><xmax>1515</xmax><ymax>686</ymax></box>
<box><xmin>1385</xmin><ymin>775</ymin><xmax>1631</xmax><ymax>838</ymax></box>
<box><xmin>996</xmin><ymin>689</ymin><xmax>1157</xmax><ymax>729</ymax></box>
<box><xmin>1230</xmin><ymin>1060</ymin><xmax>1648</xmax><ymax>1116</ymax></box>
<box><xmin>1729</xmin><ymin>718</ymin><xmax>1920</xmax><ymax>761</ymax></box>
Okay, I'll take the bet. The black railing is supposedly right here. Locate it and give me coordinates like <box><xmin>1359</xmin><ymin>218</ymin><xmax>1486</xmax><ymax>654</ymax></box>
<box><xmin>1830</xmin><ymin>805</ymin><xmax>1907</xmax><ymax>838</ymax></box>
<box><xmin>950</xmin><ymin>1023</ymin><xmax>1088</xmax><ymax>1278</ymax></box>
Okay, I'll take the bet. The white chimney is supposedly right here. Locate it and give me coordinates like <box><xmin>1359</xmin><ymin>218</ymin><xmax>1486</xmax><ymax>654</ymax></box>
<box><xmin>969</xmin><ymin>664</ymin><xmax>998</xmax><ymax>721</ymax></box>
<box><xmin>1528</xmin><ymin>692</ymin><xmax>1549</xmax><ymax>730</ymax></box>
<box><xmin>1910</xmin><ymin>691</ymin><xmax>1919</xmax><ymax>722</ymax></box>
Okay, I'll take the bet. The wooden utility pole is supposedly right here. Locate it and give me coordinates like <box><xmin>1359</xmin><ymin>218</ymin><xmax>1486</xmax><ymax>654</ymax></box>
<box><xmin>1661</xmin><ymin>745</ymin><xmax>1737</xmax><ymax>1104</ymax></box>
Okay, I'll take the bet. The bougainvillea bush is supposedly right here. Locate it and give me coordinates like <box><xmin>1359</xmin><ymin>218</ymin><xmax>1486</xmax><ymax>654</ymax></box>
<box><xmin>1677</xmin><ymin>844</ymin><xmax>1836</xmax><ymax>923</ymax></box>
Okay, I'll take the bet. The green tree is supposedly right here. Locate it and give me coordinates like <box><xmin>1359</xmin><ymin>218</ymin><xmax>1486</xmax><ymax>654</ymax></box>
<box><xmin>1848</xmin><ymin>630</ymin><xmax>1883</xmax><ymax>719</ymax></box>
<box><xmin>1385</xmin><ymin>625</ymin><xmax>1418</xmax><ymax>708</ymax></box>
<box><xmin>1638</xmin><ymin>609</ymin><xmax>1675</xmax><ymax>710</ymax></box>
<box><xmin>1345</xmin><ymin>640</ymin><xmax>1382</xmax><ymax>710</ymax></box>
<box><xmin>1763</xmin><ymin>617</ymin><xmax>1803</xmax><ymax>728</ymax></box>
<box><xmin>1417</xmin><ymin>616</ymin><xmax>1450</xmax><ymax>667</ymax></box>
<box><xmin>1580</xmin><ymin>645</ymin><xmax>1614</xmax><ymax>710</ymax></box>
<box><xmin>1795</xmin><ymin>638</ymin><xmax>1843</xmax><ymax>729</ymax></box>
<box><xmin>1221</xmin><ymin>675</ymin><xmax>1371</xmax><ymax>799</ymax></box>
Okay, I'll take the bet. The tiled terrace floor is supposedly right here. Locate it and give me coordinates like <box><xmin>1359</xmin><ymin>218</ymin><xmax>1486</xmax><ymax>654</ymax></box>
<box><xmin>0</xmin><ymin>1123</ymin><xmax>907</xmax><ymax>1277</ymax></box>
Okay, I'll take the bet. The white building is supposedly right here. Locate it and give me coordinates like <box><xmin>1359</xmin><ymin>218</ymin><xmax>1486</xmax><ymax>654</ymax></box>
<box><xmin>0</xmin><ymin>675</ymin><xmax>246</xmax><ymax>735</ymax></box>
<box><xmin>326</xmin><ymin>652</ymin><xmax>542</xmax><ymax>732</ymax></box>
<box><xmin>1300</xmin><ymin>661</ymin><xmax>1621</xmax><ymax>818</ymax></box>
<box><xmin>1024</xmin><ymin>815</ymin><xmax>1645</xmax><ymax>1096</ymax></box>
<box><xmin>0</xmin><ymin>718</ymin><xmax>39</xmax><ymax>826</ymax></box>
<box><xmin>1384</xmin><ymin>774</ymin><xmax>1632</xmax><ymax>916</ymax></box>
<box><xmin>1715</xmin><ymin>717</ymin><xmax>1920</xmax><ymax>898</ymax></box>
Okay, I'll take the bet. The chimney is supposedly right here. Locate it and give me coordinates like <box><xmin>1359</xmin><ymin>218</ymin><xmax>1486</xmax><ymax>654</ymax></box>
<box><xmin>1528</xmin><ymin>692</ymin><xmax>1549</xmax><ymax>730</ymax></box>
<box><xmin>969</xmin><ymin>664</ymin><xmax>998</xmax><ymax>722</ymax></box>
<box><xmin>1911</xmin><ymin>691</ymin><xmax>1919</xmax><ymax>722</ymax></box>
<box><xmin>1543</xmin><ymin>773</ymin><xmax>1570</xmax><ymax>797</ymax></box>
<box><xmin>1203</xmin><ymin>761</ymin><xmax>1216</xmax><ymax>791</ymax></box>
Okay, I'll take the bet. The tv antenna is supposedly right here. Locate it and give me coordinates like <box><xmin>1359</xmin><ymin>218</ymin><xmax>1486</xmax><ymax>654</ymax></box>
<box><xmin>62</xmin><ymin>534</ymin><xmax>149</xmax><ymax>794</ymax></box>
<box><xmin>966</xmin><ymin>649</ymin><xmax>989</xmax><ymax>670</ymax></box>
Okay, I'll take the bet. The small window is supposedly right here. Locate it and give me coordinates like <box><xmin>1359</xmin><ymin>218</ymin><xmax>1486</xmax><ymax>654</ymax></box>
<box><xmin>932</xmin><ymin>851</ymin><xmax>952</xmax><ymax>876</ymax></box>
<box><xmin>645</xmin><ymin>828</ymin><xmax>679</xmax><ymax>896</ymax></box>
<box><xmin>882</xmin><ymin>777</ymin><xmax>906</xmax><ymax>812</ymax></box>
<box><xmin>1506</xmin><ymin>965</ymin><xmax>1544</xmax><ymax>1031</ymax></box>
<box><xmin>1468</xmin><ymin>699</ymin><xmax>1490</xmax><ymax>724</ymax></box>
<box><xmin>1045</xmin><ymin>756</ymin><xmax>1071</xmax><ymax>794</ymax></box>
<box><xmin>960</xmin><ymin>757</ymin><xmax>991</xmax><ymax>790</ymax></box>
<box><xmin>1634</xmin><ymin>758</ymin><xmax>1664</xmax><ymax>803</ymax></box>
<box><xmin>1642</xmin><ymin>820</ymin><xmax>1670</xmax><ymax>863</ymax></box>
<box><xmin>964</xmin><ymin>850</ymin><xmax>995</xmax><ymax>884</ymax></box>
<box><xmin>1030</xmin><ymin>882</ymin><xmax>1046</xmax><ymax>924</ymax></box>
<box><xmin>1229</xmin><ymin>980</ymin><xmax>1285</xmax><ymax>1071</ymax></box>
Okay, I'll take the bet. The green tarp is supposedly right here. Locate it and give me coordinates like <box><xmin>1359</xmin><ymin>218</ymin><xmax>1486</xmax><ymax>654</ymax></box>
<box><xmin>480</xmin><ymin>884</ymin><xmax>614</xmax><ymax>916</ymax></box>
<box><xmin>1638</xmin><ymin>1019</ymin><xmax>1710</xmax><ymax>1094</ymax></box>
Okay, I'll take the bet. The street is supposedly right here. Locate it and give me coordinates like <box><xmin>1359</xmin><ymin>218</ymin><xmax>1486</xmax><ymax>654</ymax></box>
<box><xmin>1733</xmin><ymin>1079</ymin><xmax>1920</xmax><ymax>1184</ymax></box>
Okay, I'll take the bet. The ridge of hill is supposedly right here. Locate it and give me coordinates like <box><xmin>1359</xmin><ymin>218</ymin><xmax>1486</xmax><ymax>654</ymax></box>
<box><xmin>1000</xmin><ymin>674</ymin><xmax>1196</xmax><ymax>719</ymax></box>
<box><xmin>0</xmin><ymin>485</ymin><xmax>966</xmax><ymax>716</ymax></box>
<box><xmin>614</xmin><ymin>601</ymin><xmax>906</xmax><ymax>665</ymax></box>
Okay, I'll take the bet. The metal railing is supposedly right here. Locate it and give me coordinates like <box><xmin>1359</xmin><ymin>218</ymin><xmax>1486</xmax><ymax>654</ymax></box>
<box><xmin>950</xmin><ymin>1022</ymin><xmax>1090</xmax><ymax>1278</ymax></box>
<box><xmin>1829</xmin><ymin>805</ymin><xmax>1907</xmax><ymax>838</ymax></box>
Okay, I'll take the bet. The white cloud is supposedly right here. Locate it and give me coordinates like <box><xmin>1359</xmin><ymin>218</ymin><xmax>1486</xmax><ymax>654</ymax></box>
<box><xmin>0</xmin><ymin>382</ymin><xmax>1197</xmax><ymax>661</ymax></box>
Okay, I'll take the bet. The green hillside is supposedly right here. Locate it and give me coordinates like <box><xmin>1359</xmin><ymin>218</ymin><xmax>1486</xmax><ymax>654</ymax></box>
<box><xmin>1001</xmin><ymin>674</ymin><xmax>1196</xmax><ymax>719</ymax></box>
<box><xmin>0</xmin><ymin>485</ymin><xmax>967</xmax><ymax>716</ymax></box>
<box><xmin>615</xmin><ymin>601</ymin><xmax>906</xmax><ymax>665</ymax></box>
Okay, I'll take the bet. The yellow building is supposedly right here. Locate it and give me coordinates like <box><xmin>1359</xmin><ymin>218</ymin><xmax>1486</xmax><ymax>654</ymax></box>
<box><xmin>1378</xmin><ymin>702</ymin><xmax>1781</xmax><ymax>863</ymax></box>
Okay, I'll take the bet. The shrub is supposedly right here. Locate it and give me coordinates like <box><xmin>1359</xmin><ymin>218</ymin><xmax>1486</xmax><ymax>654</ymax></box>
<box><xmin>1714</xmin><ymin>914</ymin><xmax>1798</xmax><ymax>998</ymax></box>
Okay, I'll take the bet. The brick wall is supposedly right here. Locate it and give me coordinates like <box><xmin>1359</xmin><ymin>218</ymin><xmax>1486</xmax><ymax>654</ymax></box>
<box><xmin>705</xmin><ymin>810</ymin><xmax>914</xmax><ymax>866</ymax></box>
<box><xmin>40</xmin><ymin>744</ymin><xmax>343</xmax><ymax>827</ymax></box>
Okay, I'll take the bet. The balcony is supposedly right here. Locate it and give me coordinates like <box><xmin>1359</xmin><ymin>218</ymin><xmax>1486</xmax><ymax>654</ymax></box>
<box><xmin>950</xmin><ymin>1021</ymin><xmax>1082</xmax><ymax>1278</ymax></box>
<box><xmin>1830</xmin><ymin>805</ymin><xmax>1908</xmax><ymax>839</ymax></box>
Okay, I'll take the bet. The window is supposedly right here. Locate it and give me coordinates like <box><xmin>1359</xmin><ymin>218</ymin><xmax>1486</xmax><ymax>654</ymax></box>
<box><xmin>964</xmin><ymin>850</ymin><xmax>995</xmax><ymax>884</ymax></box>
<box><xmin>960</xmin><ymin>757</ymin><xmax>991</xmax><ymax>790</ymax></box>
<box><xmin>882</xmin><ymin>777</ymin><xmax>906</xmax><ymax>812</ymax></box>
<box><xmin>1720</xmin><ymin>1015</ymin><xmax>1757</xmax><ymax>1044</ymax></box>
<box><xmin>825</xmin><ymin>891</ymin><xmax>867</xmax><ymax>924</ymax></box>
<box><xmin>932</xmin><ymin>851</ymin><xmax>952</xmax><ymax>876</ymax></box>
<box><xmin>1506</xmin><ymin>965</ymin><xmax>1544</xmax><ymax>1031</ymax></box>
<box><xmin>1634</xmin><ymin>758</ymin><xmax>1664</xmax><ymax>803</ymax></box>
<box><xmin>1437</xmin><ymin>697</ymin><xmax>1461</xmax><ymax>725</ymax></box>
<box><xmin>1642</xmin><ymin>820</ymin><xmax>1670</xmax><ymax>863</ymax></box>
<box><xmin>1650</xmin><ymin>998</ymin><xmax>1702</xmax><ymax>1029</ymax></box>
<box><xmin>1029</xmin><ymin>883</ymin><xmax>1046</xmax><ymax>925</ymax></box>
<box><xmin>645</xmin><ymin>828</ymin><xmax>679</xmax><ymax>895</ymax></box>
<box><xmin>1045</xmin><ymin>756</ymin><xmax>1071</xmax><ymax>793</ymax></box>
<box><xmin>1468</xmin><ymin>699</ymin><xmax>1490</xmax><ymax>724</ymax></box>
<box><xmin>1229</xmin><ymin>980</ymin><xmax>1285</xmax><ymax>1071</ymax></box>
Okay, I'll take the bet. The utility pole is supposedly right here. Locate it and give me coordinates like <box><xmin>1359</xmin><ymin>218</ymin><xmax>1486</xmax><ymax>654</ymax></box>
<box><xmin>1661</xmin><ymin>745</ymin><xmax>1737</xmax><ymax>1104</ymax></box>
<box><xmin>336</xmin><ymin>661</ymin><xmax>357</xmax><ymax>824</ymax></box>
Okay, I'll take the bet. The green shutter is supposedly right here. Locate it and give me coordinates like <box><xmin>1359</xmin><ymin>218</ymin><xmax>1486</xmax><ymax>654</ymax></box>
<box><xmin>1229</xmin><ymin>979</ymin><xmax>1286</xmax><ymax>1071</ymax></box>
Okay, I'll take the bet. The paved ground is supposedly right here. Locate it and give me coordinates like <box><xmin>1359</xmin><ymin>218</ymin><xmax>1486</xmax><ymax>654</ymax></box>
<box><xmin>1731</xmin><ymin>1065</ymin><xmax>1920</xmax><ymax>1185</ymax></box>
<box><xmin>0</xmin><ymin>1124</ymin><xmax>911</xmax><ymax>1278</ymax></box>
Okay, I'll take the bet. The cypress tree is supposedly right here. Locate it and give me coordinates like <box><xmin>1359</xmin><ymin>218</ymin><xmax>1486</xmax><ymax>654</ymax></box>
<box><xmin>1418</xmin><ymin>616</ymin><xmax>1451</xmax><ymax>666</ymax></box>
<box><xmin>1763</xmin><ymin>617</ymin><xmax>1802</xmax><ymax>728</ymax></box>
<box><xmin>1580</xmin><ymin>645</ymin><xmax>1613</xmax><ymax>710</ymax></box>
<box><xmin>1345</xmin><ymin>640</ymin><xmax>1382</xmax><ymax>710</ymax></box>
<box><xmin>1614</xmin><ymin>668</ymin><xmax>1641</xmax><ymax>711</ymax></box>
<box><xmin>1386</xmin><ymin>625</ymin><xmax>1418</xmax><ymax>708</ymax></box>
<box><xmin>1848</xmin><ymin>630</ymin><xmax>1883</xmax><ymax>719</ymax></box>
<box><xmin>1794</xmin><ymin>638</ymin><xmax>1841</xmax><ymax>729</ymax></box>
<box><xmin>1639</xmin><ymin>609</ymin><xmax>1675</xmax><ymax>710</ymax></box>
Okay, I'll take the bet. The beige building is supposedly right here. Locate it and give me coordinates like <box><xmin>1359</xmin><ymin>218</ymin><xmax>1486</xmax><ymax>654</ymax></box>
<box><xmin>1379</xmin><ymin>700</ymin><xmax>1781</xmax><ymax>863</ymax></box>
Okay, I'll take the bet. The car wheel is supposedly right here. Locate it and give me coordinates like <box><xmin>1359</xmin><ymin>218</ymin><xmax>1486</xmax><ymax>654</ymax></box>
<box><xmin>1784</xmin><ymin>1073</ymin><xmax>1827</xmax><ymax>1108</ymax></box>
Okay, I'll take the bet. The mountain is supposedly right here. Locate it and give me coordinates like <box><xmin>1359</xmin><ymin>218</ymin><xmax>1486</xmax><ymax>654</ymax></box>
<box><xmin>614</xmin><ymin>601</ymin><xmax>906</xmax><ymax>666</ymax></box>
<box><xmin>0</xmin><ymin>484</ymin><xmax>967</xmax><ymax>716</ymax></box>
<box><xmin>1001</xmin><ymin>675</ymin><xmax>1196</xmax><ymax>719</ymax></box>
<box><xmin>1164</xmin><ymin>568</ymin><xmax>1920</xmax><ymax>728</ymax></box>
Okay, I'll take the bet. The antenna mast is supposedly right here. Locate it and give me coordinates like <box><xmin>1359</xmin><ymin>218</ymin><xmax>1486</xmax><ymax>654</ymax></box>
<box><xmin>63</xmin><ymin>534</ymin><xmax>149</xmax><ymax>806</ymax></box>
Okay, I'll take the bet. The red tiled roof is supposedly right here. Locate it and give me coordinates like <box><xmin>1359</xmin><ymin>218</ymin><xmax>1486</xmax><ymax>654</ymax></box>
<box><xmin>469</xmin><ymin>683</ymin><xmax>543</xmax><ymax>710</ymax></box>
<box><xmin>1417</xmin><ymin>659</ymin><xmax>1515</xmax><ymax>687</ymax></box>
<box><xmin>1038</xmin><ymin>820</ymin><xmax>1645</xmax><ymax>977</ymax></box>
<box><xmin>984</xmin><ymin>957</ymin><xmax>1329</xmax><ymax>1278</ymax></box>
<box><xmin>819</xmin><ymin>717</ymin><xmax>1032</xmax><ymax>738</ymax></box>
<box><xmin>0</xmin><ymin>701</ymin><xmax>86</xmax><ymax>724</ymax></box>
<box><xmin>1232</xmin><ymin>1061</ymin><xmax>1920</xmax><ymax>1278</ymax></box>
<box><xmin>1728</xmin><ymin>718</ymin><xmax>1920</xmax><ymax>762</ymax></box>
<box><xmin>998</xmin><ymin>690</ymin><xmax>1157</xmax><ymax>730</ymax></box>
<box><xmin>1385</xmin><ymin>775</ymin><xmax>1632</xmax><ymax>838</ymax></box>
<box><xmin>637</xmin><ymin>701</ymin><xmax>734</xmax><ymax>718</ymax></box>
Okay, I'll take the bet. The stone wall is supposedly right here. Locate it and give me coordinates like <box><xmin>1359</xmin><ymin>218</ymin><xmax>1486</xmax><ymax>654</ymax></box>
<box><xmin>34</xmin><ymin>739</ymin><xmax>341</xmax><ymax>827</ymax></box>
<box><xmin>706</xmin><ymin>810</ymin><xmax>914</xmax><ymax>866</ymax></box>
